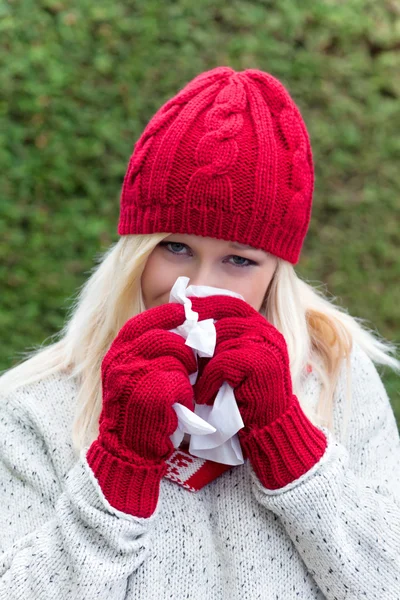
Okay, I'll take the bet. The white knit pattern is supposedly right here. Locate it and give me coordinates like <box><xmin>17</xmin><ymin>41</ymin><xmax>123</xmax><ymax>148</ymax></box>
<box><xmin>0</xmin><ymin>342</ymin><xmax>399</xmax><ymax>599</ymax></box>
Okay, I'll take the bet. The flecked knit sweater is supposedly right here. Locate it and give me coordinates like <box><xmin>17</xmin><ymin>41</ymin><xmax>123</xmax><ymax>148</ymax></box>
<box><xmin>0</xmin><ymin>341</ymin><xmax>399</xmax><ymax>599</ymax></box>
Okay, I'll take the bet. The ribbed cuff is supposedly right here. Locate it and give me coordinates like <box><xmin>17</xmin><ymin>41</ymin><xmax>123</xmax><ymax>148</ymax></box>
<box><xmin>86</xmin><ymin>440</ymin><xmax>167</xmax><ymax>518</ymax></box>
<box><xmin>240</xmin><ymin>396</ymin><xmax>327</xmax><ymax>490</ymax></box>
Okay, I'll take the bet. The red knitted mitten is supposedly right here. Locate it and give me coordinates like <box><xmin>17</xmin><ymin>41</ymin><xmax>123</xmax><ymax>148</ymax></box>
<box><xmin>190</xmin><ymin>295</ymin><xmax>327</xmax><ymax>490</ymax></box>
<box><xmin>86</xmin><ymin>303</ymin><xmax>198</xmax><ymax>518</ymax></box>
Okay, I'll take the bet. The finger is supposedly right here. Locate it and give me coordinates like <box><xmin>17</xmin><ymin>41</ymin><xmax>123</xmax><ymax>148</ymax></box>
<box><xmin>193</xmin><ymin>348</ymin><xmax>249</xmax><ymax>405</ymax></box>
<box><xmin>114</xmin><ymin>303</ymin><xmax>186</xmax><ymax>345</ymax></box>
<box><xmin>104</xmin><ymin>363</ymin><xmax>195</xmax><ymax>418</ymax></box>
<box><xmin>103</xmin><ymin>349</ymin><xmax>195</xmax><ymax>388</ymax></box>
<box><xmin>214</xmin><ymin>317</ymin><xmax>262</xmax><ymax>347</ymax></box>
<box><xmin>121</xmin><ymin>370</ymin><xmax>195</xmax><ymax>460</ymax></box>
<box><xmin>131</xmin><ymin>330</ymin><xmax>198</xmax><ymax>373</ymax></box>
<box><xmin>214</xmin><ymin>316</ymin><xmax>288</xmax><ymax>354</ymax></box>
<box><xmin>127</xmin><ymin>368</ymin><xmax>195</xmax><ymax>418</ymax></box>
<box><xmin>189</xmin><ymin>295</ymin><xmax>257</xmax><ymax>321</ymax></box>
<box><xmin>103</xmin><ymin>330</ymin><xmax>197</xmax><ymax>379</ymax></box>
<box><xmin>150</xmin><ymin>369</ymin><xmax>195</xmax><ymax>414</ymax></box>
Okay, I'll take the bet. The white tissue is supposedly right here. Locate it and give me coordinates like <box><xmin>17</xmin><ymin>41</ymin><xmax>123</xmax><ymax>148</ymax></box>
<box><xmin>169</xmin><ymin>276</ymin><xmax>245</xmax><ymax>466</ymax></box>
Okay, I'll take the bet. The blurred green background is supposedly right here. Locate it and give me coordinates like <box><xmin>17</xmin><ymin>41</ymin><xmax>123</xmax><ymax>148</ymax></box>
<box><xmin>1</xmin><ymin>0</ymin><xmax>399</xmax><ymax>425</ymax></box>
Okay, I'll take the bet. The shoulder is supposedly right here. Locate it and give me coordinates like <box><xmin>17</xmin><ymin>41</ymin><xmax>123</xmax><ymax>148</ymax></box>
<box><xmin>333</xmin><ymin>341</ymin><xmax>399</xmax><ymax>453</ymax></box>
<box><xmin>334</xmin><ymin>340</ymin><xmax>393</xmax><ymax>415</ymax></box>
<box><xmin>0</xmin><ymin>370</ymin><xmax>80</xmax><ymax>477</ymax></box>
<box><xmin>0</xmin><ymin>369</ymin><xmax>79</xmax><ymax>424</ymax></box>
<box><xmin>336</xmin><ymin>342</ymin><xmax>385</xmax><ymax>401</ymax></box>
<box><xmin>303</xmin><ymin>340</ymin><xmax>398</xmax><ymax>445</ymax></box>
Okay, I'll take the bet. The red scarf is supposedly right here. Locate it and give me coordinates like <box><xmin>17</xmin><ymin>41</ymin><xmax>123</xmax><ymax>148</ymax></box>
<box><xmin>164</xmin><ymin>447</ymin><xmax>233</xmax><ymax>491</ymax></box>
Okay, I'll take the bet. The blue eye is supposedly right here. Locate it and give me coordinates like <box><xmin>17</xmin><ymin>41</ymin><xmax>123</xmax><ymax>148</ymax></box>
<box><xmin>230</xmin><ymin>255</ymin><xmax>257</xmax><ymax>268</ymax></box>
<box><xmin>170</xmin><ymin>242</ymin><xmax>186</xmax><ymax>254</ymax></box>
<box><xmin>159</xmin><ymin>242</ymin><xmax>257</xmax><ymax>268</ymax></box>
<box><xmin>160</xmin><ymin>242</ymin><xmax>189</xmax><ymax>255</ymax></box>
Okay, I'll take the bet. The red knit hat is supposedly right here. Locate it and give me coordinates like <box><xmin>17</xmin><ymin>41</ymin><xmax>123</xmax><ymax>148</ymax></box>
<box><xmin>118</xmin><ymin>66</ymin><xmax>314</xmax><ymax>264</ymax></box>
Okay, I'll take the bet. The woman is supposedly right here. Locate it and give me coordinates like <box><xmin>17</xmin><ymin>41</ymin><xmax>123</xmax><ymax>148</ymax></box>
<box><xmin>1</xmin><ymin>66</ymin><xmax>399</xmax><ymax>599</ymax></box>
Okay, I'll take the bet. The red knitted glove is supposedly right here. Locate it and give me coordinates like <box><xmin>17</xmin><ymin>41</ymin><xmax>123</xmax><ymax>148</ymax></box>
<box><xmin>86</xmin><ymin>303</ymin><xmax>197</xmax><ymax>518</ymax></box>
<box><xmin>190</xmin><ymin>296</ymin><xmax>327</xmax><ymax>490</ymax></box>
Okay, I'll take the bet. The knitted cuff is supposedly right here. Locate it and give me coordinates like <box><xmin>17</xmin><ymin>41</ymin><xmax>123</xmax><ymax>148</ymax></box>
<box><xmin>240</xmin><ymin>396</ymin><xmax>327</xmax><ymax>490</ymax></box>
<box><xmin>86</xmin><ymin>440</ymin><xmax>167</xmax><ymax>518</ymax></box>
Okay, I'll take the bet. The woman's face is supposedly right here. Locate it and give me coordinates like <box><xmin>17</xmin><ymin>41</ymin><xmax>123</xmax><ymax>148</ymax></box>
<box><xmin>141</xmin><ymin>233</ymin><xmax>278</xmax><ymax>311</ymax></box>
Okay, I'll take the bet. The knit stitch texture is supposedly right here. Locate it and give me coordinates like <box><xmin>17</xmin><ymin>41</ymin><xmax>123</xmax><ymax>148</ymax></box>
<box><xmin>190</xmin><ymin>296</ymin><xmax>328</xmax><ymax>489</ymax></box>
<box><xmin>1</xmin><ymin>342</ymin><xmax>399</xmax><ymax>599</ymax></box>
<box><xmin>86</xmin><ymin>302</ymin><xmax>198</xmax><ymax>518</ymax></box>
<box><xmin>118</xmin><ymin>66</ymin><xmax>314</xmax><ymax>264</ymax></box>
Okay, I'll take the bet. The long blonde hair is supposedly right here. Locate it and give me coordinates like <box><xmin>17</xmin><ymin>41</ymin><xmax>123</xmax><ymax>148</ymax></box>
<box><xmin>1</xmin><ymin>233</ymin><xmax>399</xmax><ymax>451</ymax></box>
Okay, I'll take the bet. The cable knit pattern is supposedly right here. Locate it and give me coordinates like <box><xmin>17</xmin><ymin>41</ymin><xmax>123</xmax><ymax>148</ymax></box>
<box><xmin>0</xmin><ymin>342</ymin><xmax>399</xmax><ymax>599</ymax></box>
<box><xmin>185</xmin><ymin>77</ymin><xmax>246</xmax><ymax>218</ymax></box>
<box><xmin>191</xmin><ymin>296</ymin><xmax>328</xmax><ymax>488</ymax></box>
<box><xmin>86</xmin><ymin>302</ymin><xmax>198</xmax><ymax>518</ymax></box>
<box><xmin>118</xmin><ymin>66</ymin><xmax>314</xmax><ymax>264</ymax></box>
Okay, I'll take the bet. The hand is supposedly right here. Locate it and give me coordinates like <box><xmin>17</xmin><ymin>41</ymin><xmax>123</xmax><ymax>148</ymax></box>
<box><xmin>87</xmin><ymin>302</ymin><xmax>197</xmax><ymax>517</ymax></box>
<box><xmin>191</xmin><ymin>295</ymin><xmax>294</xmax><ymax>426</ymax></box>
<box><xmin>190</xmin><ymin>295</ymin><xmax>327</xmax><ymax>489</ymax></box>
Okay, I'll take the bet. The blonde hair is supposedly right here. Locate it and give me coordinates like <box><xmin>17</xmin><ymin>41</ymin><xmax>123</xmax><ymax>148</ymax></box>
<box><xmin>1</xmin><ymin>233</ymin><xmax>399</xmax><ymax>451</ymax></box>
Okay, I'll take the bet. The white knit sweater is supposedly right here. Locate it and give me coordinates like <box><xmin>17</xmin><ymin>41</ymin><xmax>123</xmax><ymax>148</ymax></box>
<box><xmin>0</xmin><ymin>342</ymin><xmax>399</xmax><ymax>599</ymax></box>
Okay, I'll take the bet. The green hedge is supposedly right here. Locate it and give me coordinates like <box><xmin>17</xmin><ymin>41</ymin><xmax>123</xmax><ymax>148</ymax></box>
<box><xmin>1</xmin><ymin>0</ymin><xmax>399</xmax><ymax>424</ymax></box>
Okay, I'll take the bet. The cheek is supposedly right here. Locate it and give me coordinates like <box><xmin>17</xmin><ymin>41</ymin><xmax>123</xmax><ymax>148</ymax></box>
<box><xmin>141</xmin><ymin>251</ymin><xmax>180</xmax><ymax>308</ymax></box>
<box><xmin>237</xmin><ymin>282</ymin><xmax>266</xmax><ymax>310</ymax></box>
<box><xmin>237</xmin><ymin>266</ymin><xmax>276</xmax><ymax>310</ymax></box>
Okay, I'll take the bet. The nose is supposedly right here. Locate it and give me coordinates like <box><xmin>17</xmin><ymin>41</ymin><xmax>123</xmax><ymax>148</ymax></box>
<box><xmin>188</xmin><ymin>266</ymin><xmax>221</xmax><ymax>290</ymax></box>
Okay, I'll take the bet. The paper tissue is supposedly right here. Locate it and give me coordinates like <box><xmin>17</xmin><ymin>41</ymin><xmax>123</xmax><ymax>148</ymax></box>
<box><xmin>168</xmin><ymin>276</ymin><xmax>245</xmax><ymax>466</ymax></box>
